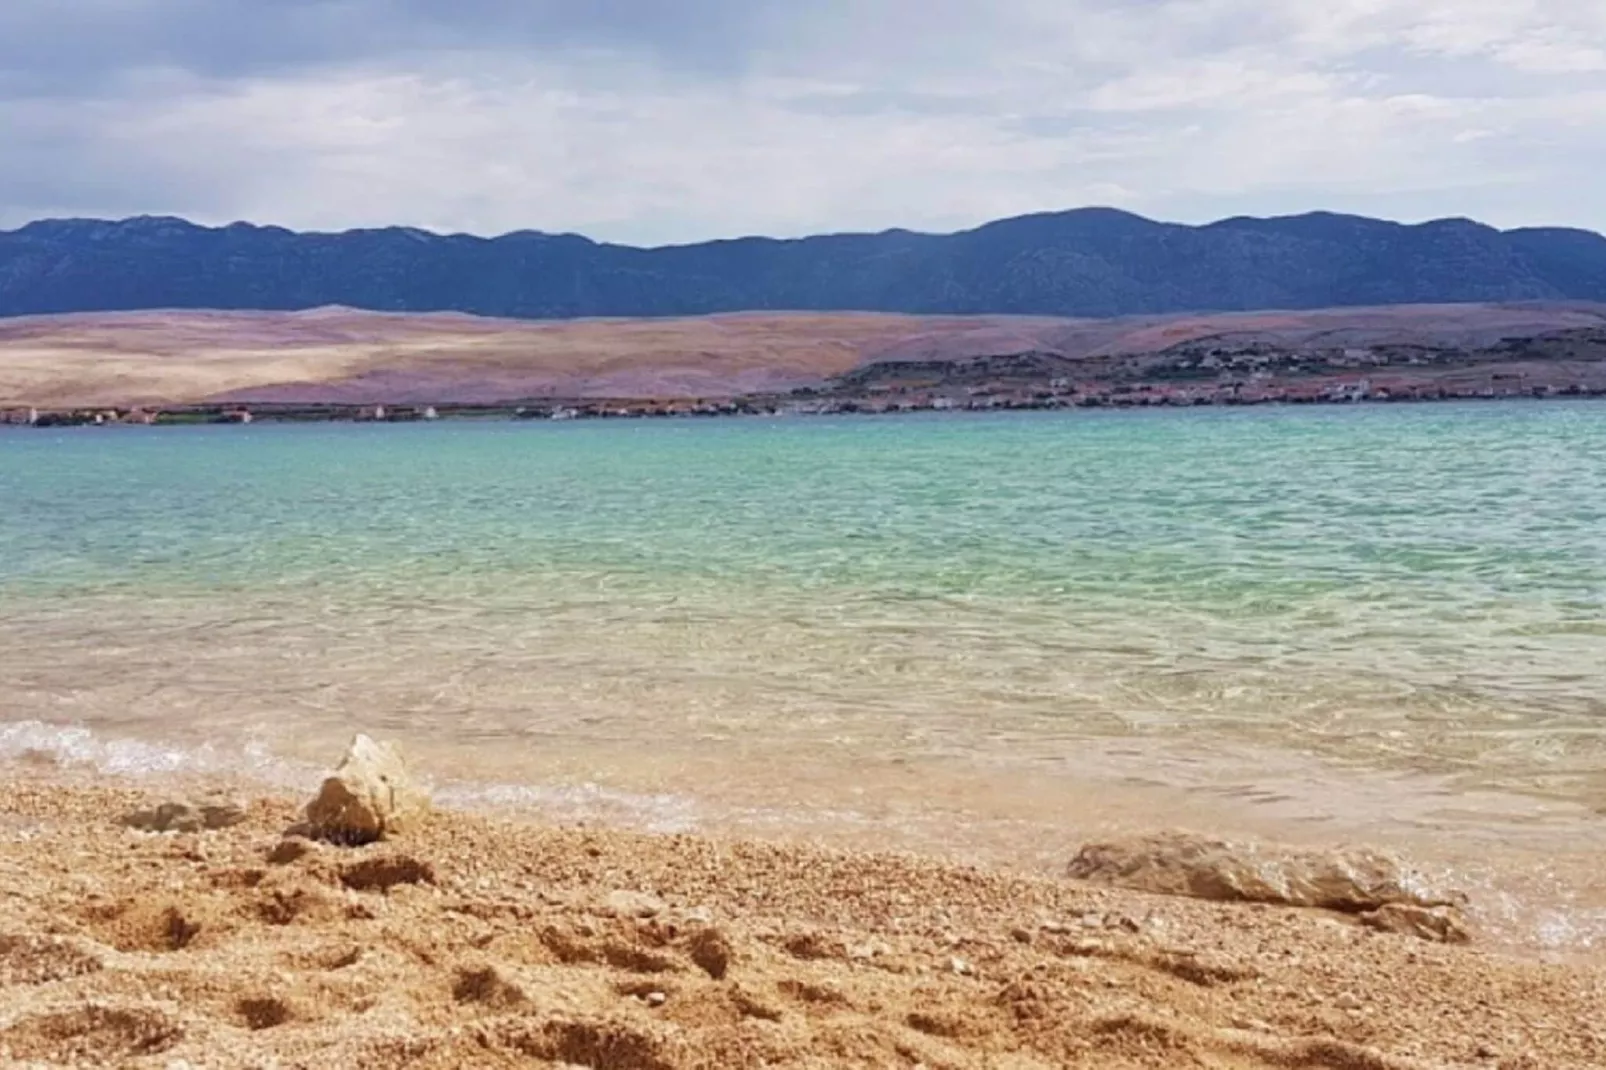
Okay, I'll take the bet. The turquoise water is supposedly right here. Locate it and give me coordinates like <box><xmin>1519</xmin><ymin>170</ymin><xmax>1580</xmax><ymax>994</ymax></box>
<box><xmin>1</xmin><ymin>404</ymin><xmax>1605</xmax><ymax>849</ymax></box>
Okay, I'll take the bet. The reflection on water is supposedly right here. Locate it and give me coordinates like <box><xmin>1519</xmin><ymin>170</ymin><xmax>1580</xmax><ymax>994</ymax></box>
<box><xmin>2</xmin><ymin>404</ymin><xmax>1605</xmax><ymax>953</ymax></box>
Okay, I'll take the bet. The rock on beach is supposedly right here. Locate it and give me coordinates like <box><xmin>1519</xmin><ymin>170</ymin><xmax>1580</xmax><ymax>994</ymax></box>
<box><xmin>302</xmin><ymin>734</ymin><xmax>429</xmax><ymax>845</ymax></box>
<box><xmin>121</xmin><ymin>796</ymin><xmax>247</xmax><ymax>834</ymax></box>
<box><xmin>1066</xmin><ymin>831</ymin><xmax>1469</xmax><ymax>940</ymax></box>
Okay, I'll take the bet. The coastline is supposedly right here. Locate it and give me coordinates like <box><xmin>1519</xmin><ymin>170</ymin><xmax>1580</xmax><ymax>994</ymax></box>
<box><xmin>3</xmin><ymin>302</ymin><xmax>1603</xmax><ymax>424</ymax></box>
<box><xmin>6</xmin><ymin>385</ymin><xmax>1606</xmax><ymax>429</ymax></box>
<box><xmin>4</xmin><ymin>770</ymin><xmax>1605</xmax><ymax>1069</ymax></box>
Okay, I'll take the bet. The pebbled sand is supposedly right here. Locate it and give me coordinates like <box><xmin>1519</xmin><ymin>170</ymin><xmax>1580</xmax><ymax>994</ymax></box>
<box><xmin>2</xmin><ymin>776</ymin><xmax>1604</xmax><ymax>1069</ymax></box>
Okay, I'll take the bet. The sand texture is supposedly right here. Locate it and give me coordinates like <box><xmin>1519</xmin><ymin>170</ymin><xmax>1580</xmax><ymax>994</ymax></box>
<box><xmin>1</xmin><ymin>777</ymin><xmax>1603</xmax><ymax>1069</ymax></box>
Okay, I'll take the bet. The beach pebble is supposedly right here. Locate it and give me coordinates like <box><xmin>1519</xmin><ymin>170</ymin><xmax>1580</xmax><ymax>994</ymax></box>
<box><xmin>602</xmin><ymin>889</ymin><xmax>667</xmax><ymax>919</ymax></box>
<box><xmin>688</xmin><ymin>926</ymin><xmax>734</xmax><ymax>979</ymax></box>
<box><xmin>848</xmin><ymin>940</ymin><xmax>888</xmax><ymax>961</ymax></box>
<box><xmin>303</xmin><ymin>734</ymin><xmax>429</xmax><ymax>845</ymax></box>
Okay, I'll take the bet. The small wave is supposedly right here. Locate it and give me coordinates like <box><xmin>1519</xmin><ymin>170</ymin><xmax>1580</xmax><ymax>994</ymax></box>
<box><xmin>433</xmin><ymin>781</ymin><xmax>700</xmax><ymax>835</ymax></box>
<box><xmin>0</xmin><ymin>719</ymin><xmax>702</xmax><ymax>835</ymax></box>
<box><xmin>0</xmin><ymin>719</ymin><xmax>319</xmax><ymax>786</ymax></box>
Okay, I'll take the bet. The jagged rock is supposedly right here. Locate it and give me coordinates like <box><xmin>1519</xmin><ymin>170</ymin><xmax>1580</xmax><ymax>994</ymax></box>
<box><xmin>303</xmin><ymin>735</ymin><xmax>428</xmax><ymax>845</ymax></box>
<box><xmin>121</xmin><ymin>796</ymin><xmax>246</xmax><ymax>834</ymax></box>
<box><xmin>1066</xmin><ymin>832</ymin><xmax>1464</xmax><ymax>915</ymax></box>
<box><xmin>1360</xmin><ymin>902</ymin><xmax>1471</xmax><ymax>944</ymax></box>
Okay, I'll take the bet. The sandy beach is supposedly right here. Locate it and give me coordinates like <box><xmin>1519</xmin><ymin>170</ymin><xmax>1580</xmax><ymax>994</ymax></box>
<box><xmin>4</xmin><ymin>404</ymin><xmax>1606</xmax><ymax>1069</ymax></box>
<box><xmin>2</xmin><ymin>767</ymin><xmax>1603</xmax><ymax>1070</ymax></box>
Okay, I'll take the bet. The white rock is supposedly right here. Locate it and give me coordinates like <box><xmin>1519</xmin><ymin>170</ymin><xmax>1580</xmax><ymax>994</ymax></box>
<box><xmin>602</xmin><ymin>890</ymin><xmax>667</xmax><ymax>919</ymax></box>
<box><xmin>304</xmin><ymin>734</ymin><xmax>428</xmax><ymax>845</ymax></box>
<box><xmin>1066</xmin><ymin>831</ymin><xmax>1465</xmax><ymax>914</ymax></box>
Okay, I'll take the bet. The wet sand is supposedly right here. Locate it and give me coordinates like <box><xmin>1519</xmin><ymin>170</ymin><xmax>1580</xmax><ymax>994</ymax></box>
<box><xmin>2</xmin><ymin>771</ymin><xmax>1603</xmax><ymax>1069</ymax></box>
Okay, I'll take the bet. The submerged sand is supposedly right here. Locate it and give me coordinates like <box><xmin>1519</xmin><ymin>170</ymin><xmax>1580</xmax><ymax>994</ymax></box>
<box><xmin>1</xmin><ymin>775</ymin><xmax>1603</xmax><ymax>1070</ymax></box>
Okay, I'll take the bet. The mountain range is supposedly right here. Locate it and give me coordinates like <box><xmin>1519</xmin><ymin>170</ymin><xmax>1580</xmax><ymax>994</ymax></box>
<box><xmin>3</xmin><ymin>209</ymin><xmax>1606</xmax><ymax>321</ymax></box>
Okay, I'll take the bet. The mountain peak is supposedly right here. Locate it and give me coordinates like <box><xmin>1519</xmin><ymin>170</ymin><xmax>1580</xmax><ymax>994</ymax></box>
<box><xmin>0</xmin><ymin>209</ymin><xmax>1602</xmax><ymax>320</ymax></box>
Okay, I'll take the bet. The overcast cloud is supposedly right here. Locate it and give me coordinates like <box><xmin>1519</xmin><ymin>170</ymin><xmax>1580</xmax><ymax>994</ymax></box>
<box><xmin>1</xmin><ymin>0</ymin><xmax>1602</xmax><ymax>243</ymax></box>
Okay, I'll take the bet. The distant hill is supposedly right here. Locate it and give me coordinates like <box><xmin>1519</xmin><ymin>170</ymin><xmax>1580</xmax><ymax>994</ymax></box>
<box><xmin>4</xmin><ymin>304</ymin><xmax>1604</xmax><ymax>409</ymax></box>
<box><xmin>3</xmin><ymin>209</ymin><xmax>1606</xmax><ymax>320</ymax></box>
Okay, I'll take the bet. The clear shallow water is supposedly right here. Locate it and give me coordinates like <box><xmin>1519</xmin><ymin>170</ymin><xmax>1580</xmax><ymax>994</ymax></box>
<box><xmin>2</xmin><ymin>405</ymin><xmax>1605</xmax><ymax>948</ymax></box>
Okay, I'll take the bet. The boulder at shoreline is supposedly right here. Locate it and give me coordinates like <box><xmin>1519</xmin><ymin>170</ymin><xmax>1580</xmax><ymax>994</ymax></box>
<box><xmin>1066</xmin><ymin>831</ymin><xmax>1466</xmax><ymax>918</ymax></box>
<box><xmin>303</xmin><ymin>734</ymin><xmax>428</xmax><ymax>845</ymax></box>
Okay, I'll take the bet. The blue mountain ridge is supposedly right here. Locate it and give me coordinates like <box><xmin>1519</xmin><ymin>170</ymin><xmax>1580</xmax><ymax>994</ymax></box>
<box><xmin>3</xmin><ymin>207</ymin><xmax>1605</xmax><ymax>320</ymax></box>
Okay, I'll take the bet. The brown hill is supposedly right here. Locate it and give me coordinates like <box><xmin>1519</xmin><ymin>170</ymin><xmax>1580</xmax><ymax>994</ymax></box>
<box><xmin>2</xmin><ymin>303</ymin><xmax>1604</xmax><ymax>408</ymax></box>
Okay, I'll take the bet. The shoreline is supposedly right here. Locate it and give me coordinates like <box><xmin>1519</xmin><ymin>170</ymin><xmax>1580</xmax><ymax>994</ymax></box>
<box><xmin>7</xmin><ymin>716</ymin><xmax>1606</xmax><ymax>968</ymax></box>
<box><xmin>3</xmin><ymin>769</ymin><xmax>1605</xmax><ymax>1068</ymax></box>
<box><xmin>5</xmin><ymin>387</ymin><xmax>1606</xmax><ymax>428</ymax></box>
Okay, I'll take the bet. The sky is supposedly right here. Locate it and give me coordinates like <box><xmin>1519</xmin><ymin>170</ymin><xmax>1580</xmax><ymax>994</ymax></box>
<box><xmin>1</xmin><ymin>1</ymin><xmax>1602</xmax><ymax>245</ymax></box>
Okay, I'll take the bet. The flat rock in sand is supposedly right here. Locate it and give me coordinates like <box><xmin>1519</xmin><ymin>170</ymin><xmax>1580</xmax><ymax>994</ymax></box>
<box><xmin>1066</xmin><ymin>832</ymin><xmax>1465</xmax><ymax>915</ymax></box>
<box><xmin>1360</xmin><ymin>902</ymin><xmax>1471</xmax><ymax>944</ymax></box>
<box><xmin>599</xmin><ymin>890</ymin><xmax>668</xmax><ymax>919</ymax></box>
<box><xmin>121</xmin><ymin>797</ymin><xmax>246</xmax><ymax>834</ymax></box>
<box><xmin>303</xmin><ymin>734</ymin><xmax>429</xmax><ymax>845</ymax></box>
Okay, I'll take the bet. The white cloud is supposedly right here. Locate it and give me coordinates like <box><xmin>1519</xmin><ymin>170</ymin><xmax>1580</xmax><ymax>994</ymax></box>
<box><xmin>1494</xmin><ymin>33</ymin><xmax>1606</xmax><ymax>73</ymax></box>
<box><xmin>0</xmin><ymin>0</ymin><xmax>1601</xmax><ymax>240</ymax></box>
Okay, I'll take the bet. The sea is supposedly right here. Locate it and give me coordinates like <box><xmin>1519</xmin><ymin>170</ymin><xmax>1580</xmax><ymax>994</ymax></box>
<box><xmin>3</xmin><ymin>402</ymin><xmax>1604</xmax><ymax>953</ymax></box>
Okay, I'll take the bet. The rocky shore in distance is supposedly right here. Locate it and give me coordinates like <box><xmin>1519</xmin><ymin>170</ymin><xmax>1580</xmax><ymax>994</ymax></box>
<box><xmin>6</xmin><ymin>324</ymin><xmax>1606</xmax><ymax>428</ymax></box>
<box><xmin>4</xmin><ymin>304</ymin><xmax>1605</xmax><ymax>426</ymax></box>
<box><xmin>1</xmin><ymin>736</ymin><xmax>1604</xmax><ymax>1068</ymax></box>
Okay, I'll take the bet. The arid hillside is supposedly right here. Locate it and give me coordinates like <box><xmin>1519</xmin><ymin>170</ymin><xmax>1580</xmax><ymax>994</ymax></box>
<box><xmin>1</xmin><ymin>302</ymin><xmax>1604</xmax><ymax>409</ymax></box>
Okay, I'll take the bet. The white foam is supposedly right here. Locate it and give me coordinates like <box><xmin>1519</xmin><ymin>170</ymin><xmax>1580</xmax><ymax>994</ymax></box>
<box><xmin>0</xmin><ymin>719</ymin><xmax>699</xmax><ymax>832</ymax></box>
<box><xmin>0</xmin><ymin>719</ymin><xmax>320</xmax><ymax>788</ymax></box>
<box><xmin>434</xmin><ymin>780</ymin><xmax>700</xmax><ymax>835</ymax></box>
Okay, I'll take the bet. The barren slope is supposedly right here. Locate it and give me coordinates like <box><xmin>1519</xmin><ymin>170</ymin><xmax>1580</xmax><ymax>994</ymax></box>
<box><xmin>2</xmin><ymin>302</ymin><xmax>1604</xmax><ymax>408</ymax></box>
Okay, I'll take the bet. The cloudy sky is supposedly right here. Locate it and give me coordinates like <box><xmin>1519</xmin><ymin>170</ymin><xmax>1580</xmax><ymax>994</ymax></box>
<box><xmin>1</xmin><ymin>0</ymin><xmax>1602</xmax><ymax>244</ymax></box>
